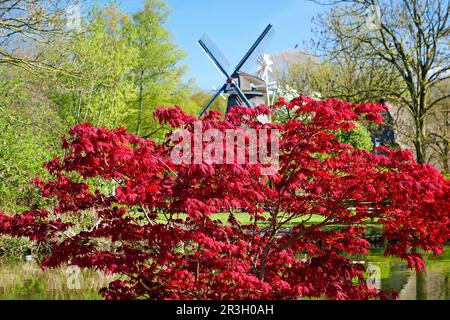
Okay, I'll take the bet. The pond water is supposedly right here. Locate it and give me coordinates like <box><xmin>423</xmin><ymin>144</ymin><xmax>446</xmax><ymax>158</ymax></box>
<box><xmin>366</xmin><ymin>248</ymin><xmax>450</xmax><ymax>300</ymax></box>
<box><xmin>0</xmin><ymin>259</ymin><xmax>113</xmax><ymax>300</ymax></box>
<box><xmin>0</xmin><ymin>249</ymin><xmax>449</xmax><ymax>300</ymax></box>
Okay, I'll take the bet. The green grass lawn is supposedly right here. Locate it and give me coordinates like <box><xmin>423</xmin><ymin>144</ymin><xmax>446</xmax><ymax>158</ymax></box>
<box><xmin>209</xmin><ymin>213</ymin><xmax>325</xmax><ymax>226</ymax></box>
<box><xmin>155</xmin><ymin>212</ymin><xmax>324</xmax><ymax>226</ymax></box>
<box><xmin>155</xmin><ymin>212</ymin><xmax>381</xmax><ymax>231</ymax></box>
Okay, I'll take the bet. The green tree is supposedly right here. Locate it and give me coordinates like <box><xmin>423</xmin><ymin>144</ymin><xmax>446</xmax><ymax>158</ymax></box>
<box><xmin>0</xmin><ymin>0</ymin><xmax>199</xmax><ymax>211</ymax></box>
<box><xmin>126</xmin><ymin>0</ymin><xmax>195</xmax><ymax>138</ymax></box>
<box><xmin>48</xmin><ymin>4</ymin><xmax>138</xmax><ymax>128</ymax></box>
<box><xmin>0</xmin><ymin>67</ymin><xmax>62</xmax><ymax>212</ymax></box>
<box><xmin>336</xmin><ymin>122</ymin><xmax>374</xmax><ymax>150</ymax></box>
<box><xmin>190</xmin><ymin>89</ymin><xmax>227</xmax><ymax>115</ymax></box>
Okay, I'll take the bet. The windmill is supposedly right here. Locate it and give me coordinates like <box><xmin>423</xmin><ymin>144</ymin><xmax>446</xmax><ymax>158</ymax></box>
<box><xmin>198</xmin><ymin>24</ymin><xmax>274</xmax><ymax>118</ymax></box>
<box><xmin>256</xmin><ymin>54</ymin><xmax>273</xmax><ymax>81</ymax></box>
<box><xmin>255</xmin><ymin>53</ymin><xmax>278</xmax><ymax>106</ymax></box>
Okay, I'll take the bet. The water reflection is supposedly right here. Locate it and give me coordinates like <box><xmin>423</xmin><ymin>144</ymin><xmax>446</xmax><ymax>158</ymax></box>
<box><xmin>369</xmin><ymin>249</ymin><xmax>450</xmax><ymax>300</ymax></box>
<box><xmin>388</xmin><ymin>268</ymin><xmax>450</xmax><ymax>300</ymax></box>
<box><xmin>0</xmin><ymin>259</ymin><xmax>112</xmax><ymax>300</ymax></box>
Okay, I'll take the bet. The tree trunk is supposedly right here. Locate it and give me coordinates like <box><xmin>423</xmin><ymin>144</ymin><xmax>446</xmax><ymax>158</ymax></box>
<box><xmin>444</xmin><ymin>111</ymin><xmax>450</xmax><ymax>174</ymax></box>
<box><xmin>414</xmin><ymin>117</ymin><xmax>427</xmax><ymax>164</ymax></box>
<box><xmin>414</xmin><ymin>92</ymin><xmax>427</xmax><ymax>164</ymax></box>
<box><xmin>443</xmin><ymin>148</ymin><xmax>450</xmax><ymax>174</ymax></box>
<box><xmin>136</xmin><ymin>67</ymin><xmax>145</xmax><ymax>136</ymax></box>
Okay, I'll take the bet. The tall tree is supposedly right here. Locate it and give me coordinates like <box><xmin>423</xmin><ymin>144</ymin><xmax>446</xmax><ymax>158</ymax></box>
<box><xmin>314</xmin><ymin>0</ymin><xmax>450</xmax><ymax>163</ymax></box>
<box><xmin>127</xmin><ymin>0</ymin><xmax>194</xmax><ymax>137</ymax></box>
<box><xmin>48</xmin><ymin>4</ymin><xmax>139</xmax><ymax>127</ymax></box>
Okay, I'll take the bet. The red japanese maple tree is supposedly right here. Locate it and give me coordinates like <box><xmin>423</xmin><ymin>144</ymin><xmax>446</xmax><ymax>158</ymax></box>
<box><xmin>1</xmin><ymin>96</ymin><xmax>449</xmax><ymax>300</ymax></box>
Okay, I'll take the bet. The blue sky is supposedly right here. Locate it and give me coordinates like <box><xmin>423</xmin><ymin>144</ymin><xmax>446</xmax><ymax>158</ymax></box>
<box><xmin>100</xmin><ymin>0</ymin><xmax>326</xmax><ymax>89</ymax></box>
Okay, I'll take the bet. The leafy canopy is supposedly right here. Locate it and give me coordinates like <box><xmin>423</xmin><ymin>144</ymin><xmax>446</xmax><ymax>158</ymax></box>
<box><xmin>1</xmin><ymin>96</ymin><xmax>449</xmax><ymax>300</ymax></box>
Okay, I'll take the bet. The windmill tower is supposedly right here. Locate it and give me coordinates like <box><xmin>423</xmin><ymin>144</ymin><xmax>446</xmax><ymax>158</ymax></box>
<box><xmin>197</xmin><ymin>24</ymin><xmax>275</xmax><ymax>118</ymax></box>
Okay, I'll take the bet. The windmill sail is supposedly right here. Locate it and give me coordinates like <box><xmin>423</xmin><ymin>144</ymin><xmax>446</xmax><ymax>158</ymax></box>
<box><xmin>198</xmin><ymin>34</ymin><xmax>231</xmax><ymax>77</ymax></box>
<box><xmin>234</xmin><ymin>24</ymin><xmax>274</xmax><ymax>74</ymax></box>
<box><xmin>199</xmin><ymin>84</ymin><xmax>227</xmax><ymax>118</ymax></box>
<box><xmin>197</xmin><ymin>24</ymin><xmax>274</xmax><ymax>119</ymax></box>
